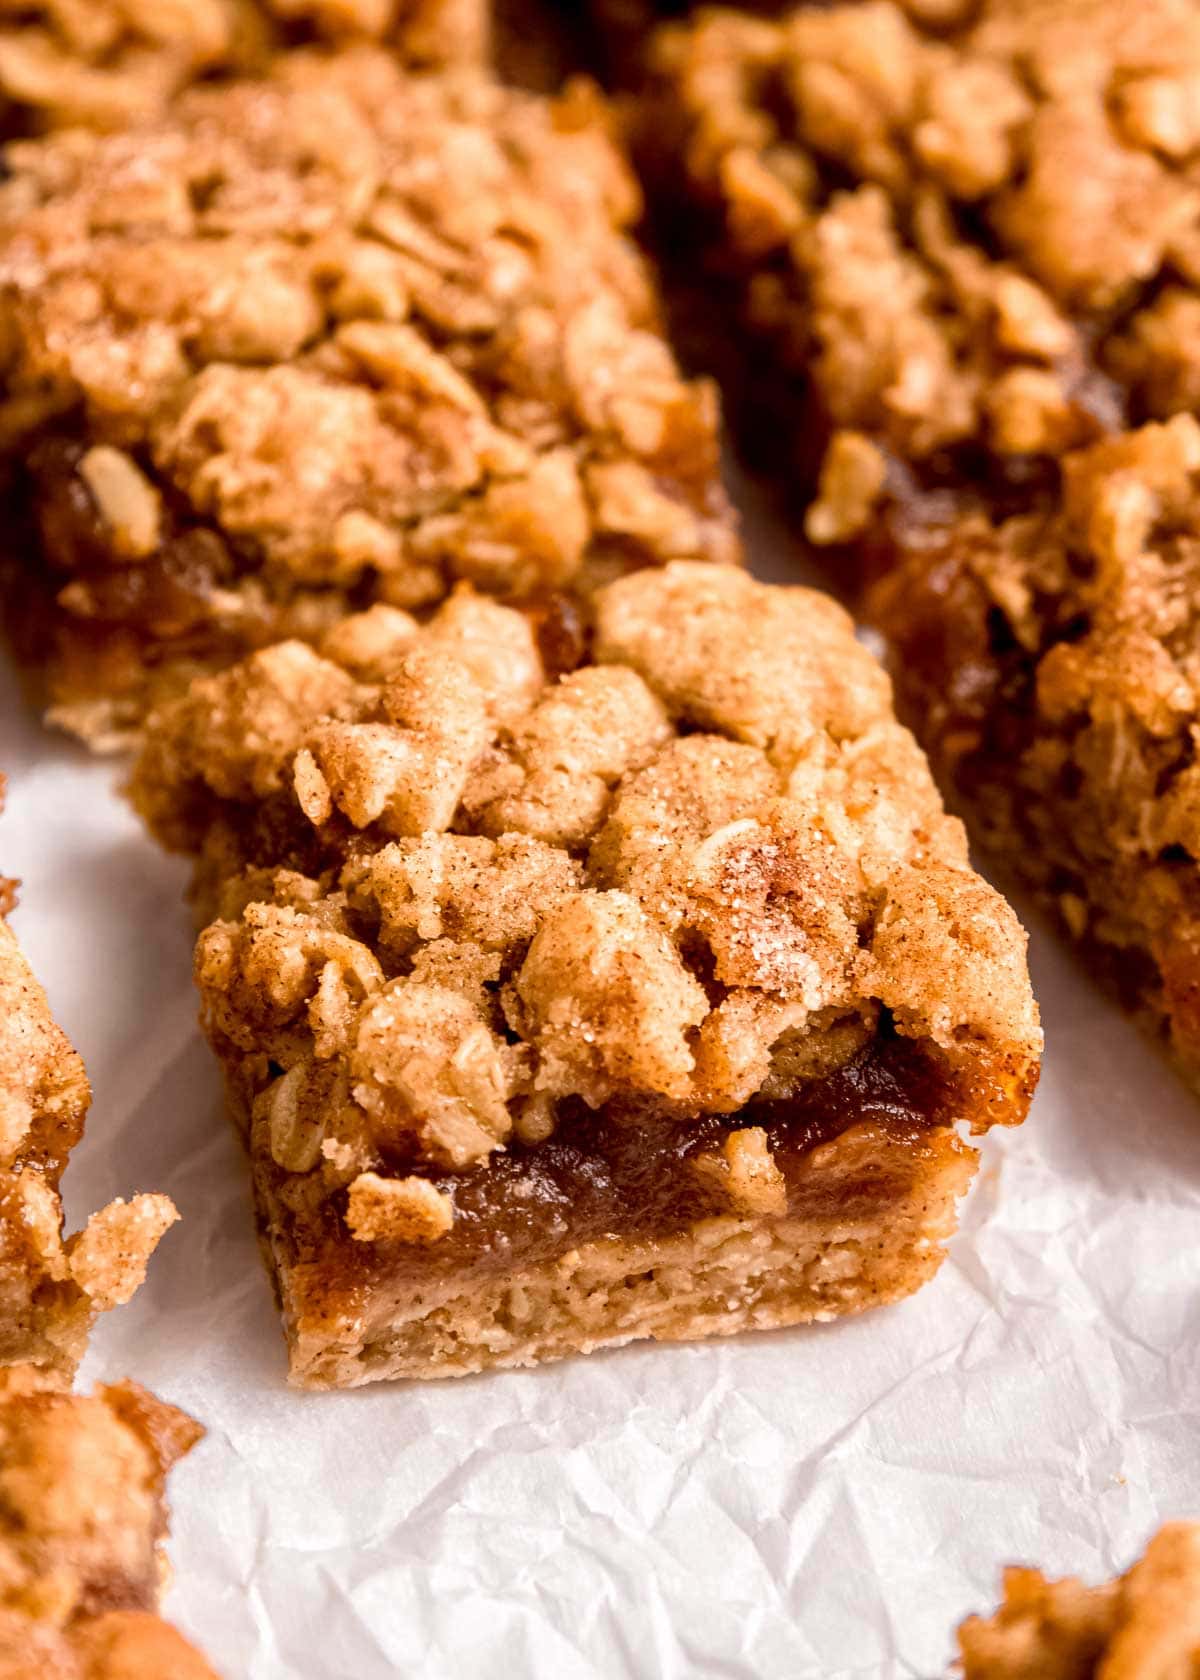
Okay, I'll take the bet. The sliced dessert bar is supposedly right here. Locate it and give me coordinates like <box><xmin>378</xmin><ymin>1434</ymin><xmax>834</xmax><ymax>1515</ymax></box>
<box><xmin>638</xmin><ymin>0</ymin><xmax>1198</xmax><ymax>553</ymax></box>
<box><xmin>958</xmin><ymin>1522</ymin><xmax>1200</xmax><ymax>1679</ymax></box>
<box><xmin>871</xmin><ymin>418</ymin><xmax>1200</xmax><ymax>1079</ymax></box>
<box><xmin>0</xmin><ymin>49</ymin><xmax>737</xmax><ymax>748</ymax></box>
<box><xmin>0</xmin><ymin>1366</ymin><xmax>217</xmax><ymax>1677</ymax></box>
<box><xmin>133</xmin><ymin>563</ymin><xmax>1040</xmax><ymax>1386</ymax></box>
<box><xmin>1</xmin><ymin>788</ymin><xmax>177</xmax><ymax>1375</ymax></box>
<box><xmin>0</xmin><ymin>0</ymin><xmax>489</xmax><ymax>133</ymax></box>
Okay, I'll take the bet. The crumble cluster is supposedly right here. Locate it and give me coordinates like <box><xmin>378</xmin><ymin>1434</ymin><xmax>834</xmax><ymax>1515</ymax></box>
<box><xmin>873</xmin><ymin>415</ymin><xmax>1200</xmax><ymax>1072</ymax></box>
<box><xmin>644</xmin><ymin>0</ymin><xmax>1200</xmax><ymax>544</ymax></box>
<box><xmin>958</xmin><ymin>1522</ymin><xmax>1200</xmax><ymax>1679</ymax></box>
<box><xmin>0</xmin><ymin>1369</ymin><xmax>217</xmax><ymax>1678</ymax></box>
<box><xmin>0</xmin><ymin>49</ymin><xmax>736</xmax><ymax>742</ymax></box>
<box><xmin>134</xmin><ymin>563</ymin><xmax>1039</xmax><ymax>1247</ymax></box>
<box><xmin>0</xmin><ymin>0</ymin><xmax>488</xmax><ymax>133</ymax></box>
<box><xmin>1</xmin><ymin>786</ymin><xmax>177</xmax><ymax>1374</ymax></box>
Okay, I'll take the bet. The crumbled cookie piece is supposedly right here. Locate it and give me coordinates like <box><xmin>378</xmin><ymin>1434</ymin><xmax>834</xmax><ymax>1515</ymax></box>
<box><xmin>0</xmin><ymin>51</ymin><xmax>738</xmax><ymax>749</ymax></box>
<box><xmin>0</xmin><ymin>1374</ymin><xmax>218</xmax><ymax>1678</ymax></box>
<box><xmin>0</xmin><ymin>788</ymin><xmax>177</xmax><ymax>1376</ymax></box>
<box><xmin>872</xmin><ymin>415</ymin><xmax>1200</xmax><ymax>1081</ymax></box>
<box><xmin>346</xmin><ymin>1172</ymin><xmax>454</xmax><ymax>1242</ymax></box>
<box><xmin>133</xmin><ymin>562</ymin><xmax>1039</xmax><ymax>1386</ymax></box>
<box><xmin>691</xmin><ymin>1126</ymin><xmax>787</xmax><ymax>1216</ymax></box>
<box><xmin>958</xmin><ymin>1522</ymin><xmax>1200</xmax><ymax>1678</ymax></box>
<box><xmin>0</xmin><ymin>0</ymin><xmax>488</xmax><ymax>135</ymax></box>
<box><xmin>639</xmin><ymin>0</ymin><xmax>1200</xmax><ymax>548</ymax></box>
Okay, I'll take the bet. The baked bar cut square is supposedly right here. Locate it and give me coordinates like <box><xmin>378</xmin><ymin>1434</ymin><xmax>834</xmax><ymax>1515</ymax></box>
<box><xmin>958</xmin><ymin>1522</ymin><xmax>1200</xmax><ymax>1679</ymax></box>
<box><xmin>636</xmin><ymin>0</ymin><xmax>1199</xmax><ymax>555</ymax></box>
<box><xmin>0</xmin><ymin>0</ymin><xmax>489</xmax><ymax>133</ymax></box>
<box><xmin>0</xmin><ymin>1366</ymin><xmax>217</xmax><ymax>1678</ymax></box>
<box><xmin>0</xmin><ymin>49</ymin><xmax>737</xmax><ymax>751</ymax></box>
<box><xmin>871</xmin><ymin>418</ymin><xmax>1200</xmax><ymax>1082</ymax></box>
<box><xmin>133</xmin><ymin>562</ymin><xmax>1040</xmax><ymax>1386</ymax></box>
<box><xmin>0</xmin><ymin>787</ymin><xmax>177</xmax><ymax>1376</ymax></box>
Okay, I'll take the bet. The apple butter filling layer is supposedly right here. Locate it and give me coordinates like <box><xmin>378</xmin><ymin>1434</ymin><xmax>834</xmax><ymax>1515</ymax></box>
<box><xmin>0</xmin><ymin>48</ymin><xmax>737</xmax><ymax>748</ymax></box>
<box><xmin>134</xmin><ymin>563</ymin><xmax>1041</xmax><ymax>1384</ymax></box>
<box><xmin>0</xmin><ymin>788</ymin><xmax>177</xmax><ymax>1377</ymax></box>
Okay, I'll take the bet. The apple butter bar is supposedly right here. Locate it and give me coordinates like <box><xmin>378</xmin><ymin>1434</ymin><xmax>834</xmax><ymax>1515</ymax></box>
<box><xmin>638</xmin><ymin>0</ymin><xmax>1198</xmax><ymax>553</ymax></box>
<box><xmin>1</xmin><ymin>789</ymin><xmax>177</xmax><ymax>1376</ymax></box>
<box><xmin>0</xmin><ymin>50</ymin><xmax>737</xmax><ymax>750</ymax></box>
<box><xmin>132</xmin><ymin>563</ymin><xmax>1040</xmax><ymax>1386</ymax></box>
<box><xmin>958</xmin><ymin>1522</ymin><xmax>1200</xmax><ymax>1679</ymax></box>
<box><xmin>0</xmin><ymin>0</ymin><xmax>489</xmax><ymax>133</ymax></box>
<box><xmin>0</xmin><ymin>1366</ymin><xmax>217</xmax><ymax>1678</ymax></box>
<box><xmin>872</xmin><ymin>419</ymin><xmax>1200</xmax><ymax>1079</ymax></box>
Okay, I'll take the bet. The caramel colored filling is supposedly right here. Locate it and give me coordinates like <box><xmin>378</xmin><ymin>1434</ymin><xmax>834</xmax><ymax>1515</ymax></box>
<box><xmin>267</xmin><ymin>1026</ymin><xmax>1029</xmax><ymax>1308</ymax></box>
<box><xmin>2</xmin><ymin>440</ymin><xmax>319</xmax><ymax>708</ymax></box>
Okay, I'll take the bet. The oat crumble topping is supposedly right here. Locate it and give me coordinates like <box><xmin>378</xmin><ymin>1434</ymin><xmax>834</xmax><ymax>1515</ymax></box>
<box><xmin>136</xmin><ymin>564</ymin><xmax>1039</xmax><ymax>1219</ymax></box>
<box><xmin>642</xmin><ymin>0</ymin><xmax>1200</xmax><ymax>546</ymax></box>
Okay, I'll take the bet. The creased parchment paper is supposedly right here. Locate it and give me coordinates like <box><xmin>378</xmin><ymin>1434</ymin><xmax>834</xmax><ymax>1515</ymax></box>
<box><xmin>2</xmin><ymin>487</ymin><xmax>1198</xmax><ymax>1680</ymax></box>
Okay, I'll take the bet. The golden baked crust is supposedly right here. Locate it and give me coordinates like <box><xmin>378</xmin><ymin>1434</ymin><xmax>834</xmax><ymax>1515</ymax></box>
<box><xmin>0</xmin><ymin>50</ymin><xmax>737</xmax><ymax>749</ymax></box>
<box><xmin>639</xmin><ymin>0</ymin><xmax>1200</xmax><ymax>549</ymax></box>
<box><xmin>133</xmin><ymin>562</ymin><xmax>1040</xmax><ymax>1385</ymax></box>
<box><xmin>0</xmin><ymin>0</ymin><xmax>487</xmax><ymax>134</ymax></box>
<box><xmin>0</xmin><ymin>1369</ymin><xmax>218</xmax><ymax>1680</ymax></box>
<box><xmin>958</xmin><ymin>1522</ymin><xmax>1200</xmax><ymax>1679</ymax></box>
<box><xmin>0</xmin><ymin>789</ymin><xmax>177</xmax><ymax>1376</ymax></box>
<box><xmin>872</xmin><ymin>418</ymin><xmax>1200</xmax><ymax>1079</ymax></box>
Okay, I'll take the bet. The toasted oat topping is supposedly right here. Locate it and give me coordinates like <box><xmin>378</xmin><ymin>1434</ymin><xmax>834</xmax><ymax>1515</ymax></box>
<box><xmin>135</xmin><ymin>564</ymin><xmax>1039</xmax><ymax>1234</ymax></box>
<box><xmin>645</xmin><ymin>0</ymin><xmax>1200</xmax><ymax>541</ymax></box>
<box><xmin>0</xmin><ymin>1374</ymin><xmax>217</xmax><ymax>1678</ymax></box>
<box><xmin>958</xmin><ymin>1523</ymin><xmax>1200</xmax><ymax>1679</ymax></box>
<box><xmin>0</xmin><ymin>51</ymin><xmax>737</xmax><ymax>740</ymax></box>
<box><xmin>0</xmin><ymin>0</ymin><xmax>487</xmax><ymax>133</ymax></box>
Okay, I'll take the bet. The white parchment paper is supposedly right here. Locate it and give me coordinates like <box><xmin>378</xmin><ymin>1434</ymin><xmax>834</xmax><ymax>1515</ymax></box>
<box><xmin>2</xmin><ymin>495</ymin><xmax>1199</xmax><ymax>1679</ymax></box>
